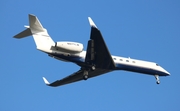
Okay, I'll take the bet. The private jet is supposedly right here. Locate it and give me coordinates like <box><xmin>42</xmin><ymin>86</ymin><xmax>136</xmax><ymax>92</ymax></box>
<box><xmin>14</xmin><ymin>14</ymin><xmax>170</xmax><ymax>87</ymax></box>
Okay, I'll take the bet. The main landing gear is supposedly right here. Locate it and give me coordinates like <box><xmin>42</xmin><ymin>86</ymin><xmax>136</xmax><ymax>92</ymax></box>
<box><xmin>83</xmin><ymin>70</ymin><xmax>88</xmax><ymax>80</ymax></box>
<box><xmin>83</xmin><ymin>65</ymin><xmax>95</xmax><ymax>80</ymax></box>
<box><xmin>91</xmin><ymin>65</ymin><xmax>95</xmax><ymax>71</ymax></box>
<box><xmin>155</xmin><ymin>75</ymin><xmax>160</xmax><ymax>84</ymax></box>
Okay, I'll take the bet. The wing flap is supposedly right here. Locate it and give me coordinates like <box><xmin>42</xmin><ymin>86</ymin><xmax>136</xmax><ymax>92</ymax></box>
<box><xmin>43</xmin><ymin>69</ymin><xmax>111</xmax><ymax>87</ymax></box>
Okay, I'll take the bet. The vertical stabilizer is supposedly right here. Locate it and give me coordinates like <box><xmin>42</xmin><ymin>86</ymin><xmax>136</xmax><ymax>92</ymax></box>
<box><xmin>29</xmin><ymin>14</ymin><xmax>44</xmax><ymax>32</ymax></box>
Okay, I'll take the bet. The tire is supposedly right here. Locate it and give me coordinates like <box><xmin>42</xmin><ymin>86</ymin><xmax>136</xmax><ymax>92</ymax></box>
<box><xmin>156</xmin><ymin>81</ymin><xmax>160</xmax><ymax>84</ymax></box>
<box><xmin>91</xmin><ymin>66</ymin><xmax>95</xmax><ymax>71</ymax></box>
<box><xmin>83</xmin><ymin>75</ymin><xmax>88</xmax><ymax>80</ymax></box>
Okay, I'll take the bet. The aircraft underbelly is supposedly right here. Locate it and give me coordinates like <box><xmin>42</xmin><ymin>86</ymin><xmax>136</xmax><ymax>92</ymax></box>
<box><xmin>116</xmin><ymin>63</ymin><xmax>167</xmax><ymax>76</ymax></box>
<box><xmin>49</xmin><ymin>53</ymin><xmax>84</xmax><ymax>63</ymax></box>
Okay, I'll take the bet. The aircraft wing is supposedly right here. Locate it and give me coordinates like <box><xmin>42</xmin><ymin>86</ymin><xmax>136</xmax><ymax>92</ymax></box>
<box><xmin>85</xmin><ymin>17</ymin><xmax>116</xmax><ymax>69</ymax></box>
<box><xmin>42</xmin><ymin>17</ymin><xmax>115</xmax><ymax>87</ymax></box>
<box><xmin>43</xmin><ymin>69</ymin><xmax>111</xmax><ymax>87</ymax></box>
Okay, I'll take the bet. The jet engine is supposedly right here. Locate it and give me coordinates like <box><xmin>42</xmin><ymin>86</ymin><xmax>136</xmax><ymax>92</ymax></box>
<box><xmin>55</xmin><ymin>41</ymin><xmax>83</xmax><ymax>53</ymax></box>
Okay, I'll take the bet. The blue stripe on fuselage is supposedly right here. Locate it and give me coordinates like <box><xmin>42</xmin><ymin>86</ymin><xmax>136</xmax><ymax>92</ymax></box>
<box><xmin>50</xmin><ymin>53</ymin><xmax>85</xmax><ymax>64</ymax></box>
<box><xmin>115</xmin><ymin>63</ymin><xmax>168</xmax><ymax>76</ymax></box>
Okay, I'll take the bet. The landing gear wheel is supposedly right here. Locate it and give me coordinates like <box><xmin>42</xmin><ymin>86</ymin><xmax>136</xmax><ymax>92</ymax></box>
<box><xmin>83</xmin><ymin>70</ymin><xmax>88</xmax><ymax>80</ymax></box>
<box><xmin>156</xmin><ymin>81</ymin><xmax>160</xmax><ymax>84</ymax></box>
<box><xmin>83</xmin><ymin>75</ymin><xmax>88</xmax><ymax>80</ymax></box>
<box><xmin>91</xmin><ymin>66</ymin><xmax>95</xmax><ymax>71</ymax></box>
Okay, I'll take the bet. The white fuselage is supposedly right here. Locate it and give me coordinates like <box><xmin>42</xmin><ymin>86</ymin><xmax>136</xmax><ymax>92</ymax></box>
<box><xmin>47</xmin><ymin>49</ymin><xmax>170</xmax><ymax>77</ymax></box>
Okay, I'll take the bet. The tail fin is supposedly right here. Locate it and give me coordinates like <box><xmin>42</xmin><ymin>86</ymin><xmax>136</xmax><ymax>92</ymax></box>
<box><xmin>14</xmin><ymin>14</ymin><xmax>55</xmax><ymax>52</ymax></box>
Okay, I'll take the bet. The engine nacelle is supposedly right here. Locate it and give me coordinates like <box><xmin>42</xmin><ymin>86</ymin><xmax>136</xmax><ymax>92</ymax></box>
<box><xmin>55</xmin><ymin>41</ymin><xmax>83</xmax><ymax>53</ymax></box>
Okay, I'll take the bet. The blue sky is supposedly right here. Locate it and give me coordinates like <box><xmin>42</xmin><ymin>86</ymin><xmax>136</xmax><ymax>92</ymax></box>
<box><xmin>1</xmin><ymin>0</ymin><xmax>180</xmax><ymax>110</ymax></box>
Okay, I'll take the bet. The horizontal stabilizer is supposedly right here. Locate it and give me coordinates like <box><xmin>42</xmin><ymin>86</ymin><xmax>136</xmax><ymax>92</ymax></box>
<box><xmin>14</xmin><ymin>14</ymin><xmax>46</xmax><ymax>39</ymax></box>
<box><xmin>14</xmin><ymin>28</ymin><xmax>32</xmax><ymax>39</ymax></box>
<box><xmin>42</xmin><ymin>77</ymin><xmax>50</xmax><ymax>85</ymax></box>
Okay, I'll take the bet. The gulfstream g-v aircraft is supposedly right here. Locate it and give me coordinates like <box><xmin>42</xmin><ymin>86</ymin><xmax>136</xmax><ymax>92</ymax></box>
<box><xmin>14</xmin><ymin>14</ymin><xmax>170</xmax><ymax>87</ymax></box>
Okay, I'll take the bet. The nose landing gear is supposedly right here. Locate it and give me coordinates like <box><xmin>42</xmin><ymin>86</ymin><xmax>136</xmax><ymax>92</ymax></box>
<box><xmin>155</xmin><ymin>75</ymin><xmax>160</xmax><ymax>84</ymax></box>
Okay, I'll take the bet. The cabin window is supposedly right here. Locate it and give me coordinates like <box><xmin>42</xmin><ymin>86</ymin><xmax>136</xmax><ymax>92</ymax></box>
<box><xmin>113</xmin><ymin>58</ymin><xmax>116</xmax><ymax>60</ymax></box>
<box><xmin>126</xmin><ymin>60</ymin><xmax>129</xmax><ymax>62</ymax></box>
<box><xmin>132</xmin><ymin>61</ymin><xmax>135</xmax><ymax>63</ymax></box>
<box><xmin>120</xmin><ymin>59</ymin><xmax>123</xmax><ymax>61</ymax></box>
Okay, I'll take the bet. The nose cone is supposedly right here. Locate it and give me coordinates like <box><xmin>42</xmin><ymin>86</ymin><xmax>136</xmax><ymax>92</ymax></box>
<box><xmin>161</xmin><ymin>67</ymin><xmax>170</xmax><ymax>76</ymax></box>
<box><xmin>165</xmin><ymin>70</ymin><xmax>170</xmax><ymax>76</ymax></box>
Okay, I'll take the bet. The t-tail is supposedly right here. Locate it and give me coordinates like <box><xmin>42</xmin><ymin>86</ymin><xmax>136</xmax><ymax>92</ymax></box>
<box><xmin>14</xmin><ymin>14</ymin><xmax>55</xmax><ymax>53</ymax></box>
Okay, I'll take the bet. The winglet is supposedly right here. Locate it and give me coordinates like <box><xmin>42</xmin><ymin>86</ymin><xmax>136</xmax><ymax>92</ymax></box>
<box><xmin>88</xmin><ymin>17</ymin><xmax>98</xmax><ymax>28</ymax></box>
<box><xmin>42</xmin><ymin>77</ymin><xmax>50</xmax><ymax>85</ymax></box>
